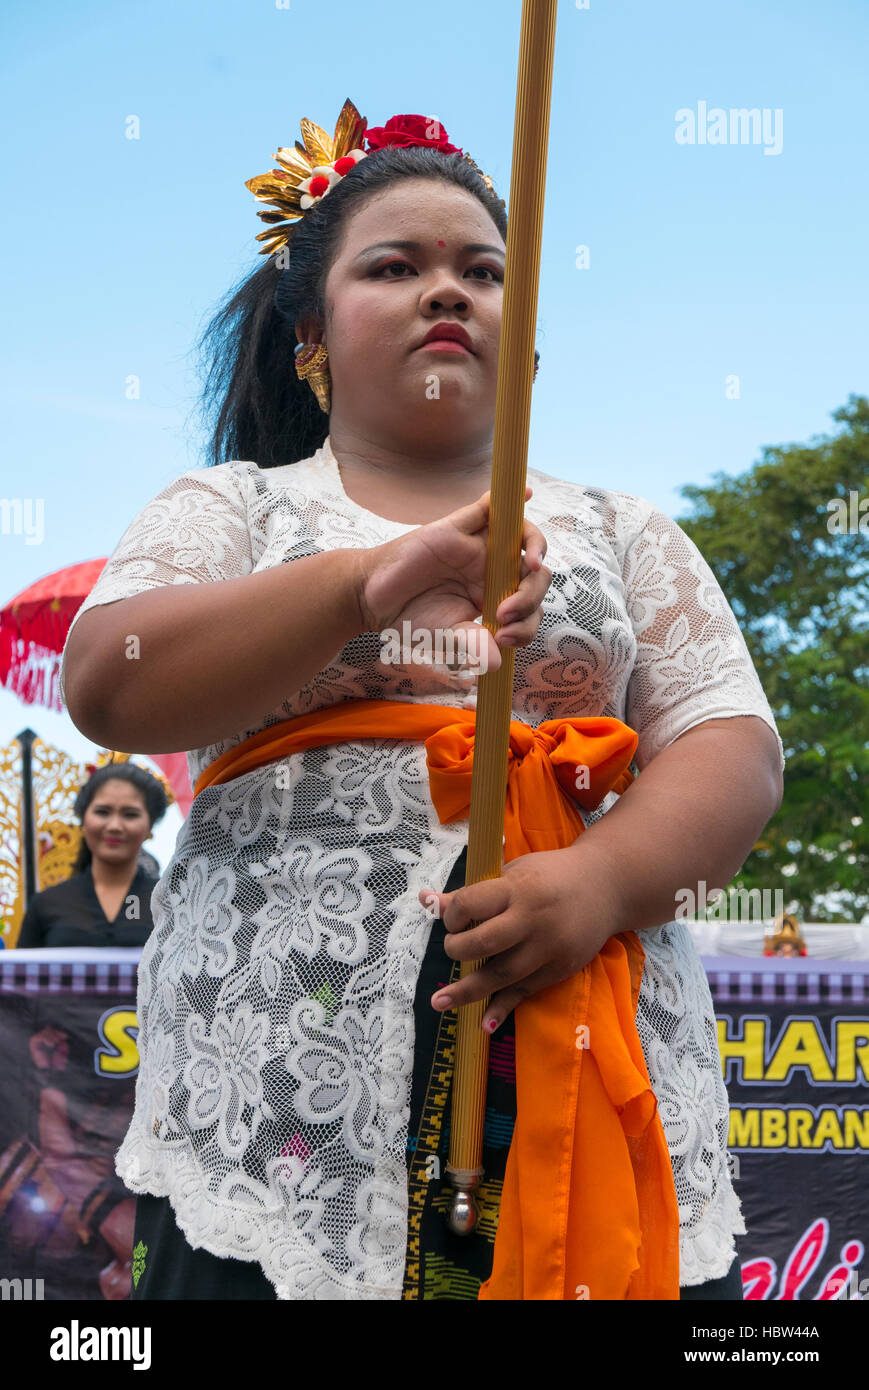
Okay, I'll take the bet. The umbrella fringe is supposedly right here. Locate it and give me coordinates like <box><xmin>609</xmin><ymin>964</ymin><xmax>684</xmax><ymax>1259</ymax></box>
<box><xmin>0</xmin><ymin>635</ymin><xmax>63</xmax><ymax>712</ymax></box>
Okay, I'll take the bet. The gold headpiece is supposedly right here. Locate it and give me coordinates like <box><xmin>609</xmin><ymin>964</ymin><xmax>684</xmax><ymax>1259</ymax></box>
<box><xmin>245</xmin><ymin>98</ymin><xmax>501</xmax><ymax>259</ymax></box>
<box><xmin>765</xmin><ymin>912</ymin><xmax>806</xmax><ymax>955</ymax></box>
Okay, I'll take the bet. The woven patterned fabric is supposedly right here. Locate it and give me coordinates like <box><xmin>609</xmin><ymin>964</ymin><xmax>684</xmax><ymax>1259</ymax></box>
<box><xmin>59</xmin><ymin>435</ymin><xmax>784</xmax><ymax>1296</ymax></box>
<box><xmin>401</xmin><ymin>845</ymin><xmax>518</xmax><ymax>1300</ymax></box>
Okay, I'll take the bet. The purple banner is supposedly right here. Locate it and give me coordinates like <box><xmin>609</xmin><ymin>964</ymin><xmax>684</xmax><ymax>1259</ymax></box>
<box><xmin>707</xmin><ymin>956</ymin><xmax>869</xmax><ymax>1300</ymax></box>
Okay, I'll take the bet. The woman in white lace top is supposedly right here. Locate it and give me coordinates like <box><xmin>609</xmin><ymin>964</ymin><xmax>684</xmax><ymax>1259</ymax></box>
<box><xmin>61</xmin><ymin>134</ymin><xmax>784</xmax><ymax>1301</ymax></box>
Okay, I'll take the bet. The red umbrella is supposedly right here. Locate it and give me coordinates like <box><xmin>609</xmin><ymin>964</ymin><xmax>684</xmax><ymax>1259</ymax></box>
<box><xmin>2</xmin><ymin>560</ymin><xmax>195</xmax><ymax>817</ymax></box>
<box><xmin>0</xmin><ymin>560</ymin><xmax>107</xmax><ymax>711</ymax></box>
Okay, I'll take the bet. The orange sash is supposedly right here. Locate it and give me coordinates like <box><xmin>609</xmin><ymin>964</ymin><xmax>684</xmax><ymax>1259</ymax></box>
<box><xmin>193</xmin><ymin>698</ymin><xmax>680</xmax><ymax>1299</ymax></box>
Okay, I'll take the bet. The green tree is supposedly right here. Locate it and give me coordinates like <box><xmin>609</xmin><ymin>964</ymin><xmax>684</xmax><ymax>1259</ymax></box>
<box><xmin>677</xmin><ymin>395</ymin><xmax>869</xmax><ymax>922</ymax></box>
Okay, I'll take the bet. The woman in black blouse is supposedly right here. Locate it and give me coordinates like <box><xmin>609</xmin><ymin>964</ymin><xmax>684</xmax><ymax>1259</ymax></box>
<box><xmin>17</xmin><ymin>763</ymin><xmax>169</xmax><ymax>948</ymax></box>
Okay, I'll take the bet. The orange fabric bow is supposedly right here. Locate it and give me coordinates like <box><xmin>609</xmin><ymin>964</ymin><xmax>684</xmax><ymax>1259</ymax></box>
<box><xmin>193</xmin><ymin>697</ymin><xmax>680</xmax><ymax>1299</ymax></box>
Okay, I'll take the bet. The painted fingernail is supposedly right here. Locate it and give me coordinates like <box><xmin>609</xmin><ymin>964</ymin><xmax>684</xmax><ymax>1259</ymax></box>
<box><xmin>484</xmin><ymin>1017</ymin><xmax>498</xmax><ymax>1032</ymax></box>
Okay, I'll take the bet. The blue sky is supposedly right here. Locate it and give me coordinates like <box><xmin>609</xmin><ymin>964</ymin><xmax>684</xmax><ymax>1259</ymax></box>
<box><xmin>1</xmin><ymin>0</ymin><xmax>866</xmax><ymax>871</ymax></box>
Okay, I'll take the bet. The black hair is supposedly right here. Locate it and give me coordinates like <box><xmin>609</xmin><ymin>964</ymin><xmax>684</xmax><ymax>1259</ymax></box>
<box><xmin>71</xmin><ymin>763</ymin><xmax>169</xmax><ymax>874</ymax></box>
<box><xmin>196</xmin><ymin>144</ymin><xmax>530</xmax><ymax>470</ymax></box>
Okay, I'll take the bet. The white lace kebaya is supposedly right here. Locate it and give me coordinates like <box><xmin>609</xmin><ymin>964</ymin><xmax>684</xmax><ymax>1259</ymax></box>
<box><xmin>60</xmin><ymin>435</ymin><xmax>785</xmax><ymax>1298</ymax></box>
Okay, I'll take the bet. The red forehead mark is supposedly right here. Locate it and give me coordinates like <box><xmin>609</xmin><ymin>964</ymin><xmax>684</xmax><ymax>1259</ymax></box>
<box><xmin>437</xmin><ymin>240</ymin><xmax>447</xmax><ymax>247</ymax></box>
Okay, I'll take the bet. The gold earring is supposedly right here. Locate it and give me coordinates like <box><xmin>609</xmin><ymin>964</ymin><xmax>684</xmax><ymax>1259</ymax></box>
<box><xmin>294</xmin><ymin>341</ymin><xmax>331</xmax><ymax>414</ymax></box>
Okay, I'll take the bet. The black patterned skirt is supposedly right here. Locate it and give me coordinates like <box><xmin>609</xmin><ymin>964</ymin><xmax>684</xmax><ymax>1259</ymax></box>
<box><xmin>402</xmin><ymin>845</ymin><xmax>515</xmax><ymax>1300</ymax></box>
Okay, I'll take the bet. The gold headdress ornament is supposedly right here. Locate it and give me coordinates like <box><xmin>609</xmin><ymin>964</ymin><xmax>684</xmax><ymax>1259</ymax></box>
<box><xmin>244</xmin><ymin>97</ymin><xmax>501</xmax><ymax>259</ymax></box>
<box><xmin>84</xmin><ymin>750</ymin><xmax>176</xmax><ymax>810</ymax></box>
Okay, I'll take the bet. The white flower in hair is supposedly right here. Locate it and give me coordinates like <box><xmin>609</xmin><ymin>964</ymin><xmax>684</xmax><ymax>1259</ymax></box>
<box><xmin>297</xmin><ymin>149</ymin><xmax>367</xmax><ymax>209</ymax></box>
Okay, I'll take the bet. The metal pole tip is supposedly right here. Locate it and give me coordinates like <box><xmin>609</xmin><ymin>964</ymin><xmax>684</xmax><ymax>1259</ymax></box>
<box><xmin>446</xmin><ymin>1188</ymin><xmax>480</xmax><ymax>1236</ymax></box>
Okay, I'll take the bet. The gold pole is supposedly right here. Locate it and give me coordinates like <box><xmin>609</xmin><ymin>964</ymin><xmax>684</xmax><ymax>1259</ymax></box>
<box><xmin>445</xmin><ymin>0</ymin><xmax>559</xmax><ymax>1235</ymax></box>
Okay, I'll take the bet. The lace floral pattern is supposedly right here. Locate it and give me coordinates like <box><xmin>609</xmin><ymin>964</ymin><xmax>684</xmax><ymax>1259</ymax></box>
<box><xmin>61</xmin><ymin>437</ymin><xmax>783</xmax><ymax>1295</ymax></box>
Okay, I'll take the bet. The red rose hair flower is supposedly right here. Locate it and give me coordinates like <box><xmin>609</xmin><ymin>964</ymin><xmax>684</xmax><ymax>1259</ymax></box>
<box><xmin>364</xmin><ymin>114</ymin><xmax>463</xmax><ymax>156</ymax></box>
